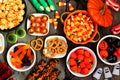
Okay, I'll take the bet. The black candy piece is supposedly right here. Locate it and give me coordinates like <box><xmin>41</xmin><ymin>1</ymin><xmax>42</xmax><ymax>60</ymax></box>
<box><xmin>22</xmin><ymin>56</ymin><xmax>31</xmax><ymax>66</ymax></box>
<box><xmin>105</xmin><ymin>37</ymin><xmax>115</xmax><ymax>44</ymax></box>
<box><xmin>107</xmin><ymin>55</ymin><xmax>117</xmax><ymax>63</ymax></box>
<box><xmin>107</xmin><ymin>46</ymin><xmax>116</xmax><ymax>55</ymax></box>
<box><xmin>114</xmin><ymin>39</ymin><xmax>120</xmax><ymax>48</ymax></box>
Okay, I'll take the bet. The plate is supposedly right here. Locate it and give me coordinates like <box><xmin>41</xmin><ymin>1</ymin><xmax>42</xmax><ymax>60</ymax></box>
<box><xmin>27</xmin><ymin>13</ymin><xmax>50</xmax><ymax>36</ymax></box>
<box><xmin>0</xmin><ymin>33</ymin><xmax>4</xmax><ymax>54</ymax></box>
<box><xmin>44</xmin><ymin>35</ymin><xmax>67</xmax><ymax>58</ymax></box>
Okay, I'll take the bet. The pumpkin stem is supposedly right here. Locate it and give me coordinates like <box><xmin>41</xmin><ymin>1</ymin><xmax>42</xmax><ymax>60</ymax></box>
<box><xmin>100</xmin><ymin>4</ymin><xmax>107</xmax><ymax>15</ymax></box>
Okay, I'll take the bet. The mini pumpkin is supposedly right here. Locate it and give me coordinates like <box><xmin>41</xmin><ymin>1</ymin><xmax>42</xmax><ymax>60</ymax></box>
<box><xmin>87</xmin><ymin>0</ymin><xmax>113</xmax><ymax>27</ymax></box>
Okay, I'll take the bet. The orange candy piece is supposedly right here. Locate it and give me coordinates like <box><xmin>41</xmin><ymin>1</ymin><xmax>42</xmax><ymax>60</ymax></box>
<box><xmin>53</xmin><ymin>21</ymin><xmax>58</xmax><ymax>29</ymax></box>
<box><xmin>55</xmin><ymin>11</ymin><xmax>60</xmax><ymax>19</ymax></box>
<box><xmin>100</xmin><ymin>50</ymin><xmax>108</xmax><ymax>58</ymax></box>
<box><xmin>68</xmin><ymin>3</ymin><xmax>74</xmax><ymax>11</ymax></box>
<box><xmin>58</xmin><ymin>2</ymin><xmax>66</xmax><ymax>7</ymax></box>
<box><xmin>99</xmin><ymin>41</ymin><xmax>108</xmax><ymax>50</ymax></box>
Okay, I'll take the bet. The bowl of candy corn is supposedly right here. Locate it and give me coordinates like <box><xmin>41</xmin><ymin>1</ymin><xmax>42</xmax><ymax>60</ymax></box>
<box><xmin>61</xmin><ymin>10</ymin><xmax>98</xmax><ymax>44</ymax></box>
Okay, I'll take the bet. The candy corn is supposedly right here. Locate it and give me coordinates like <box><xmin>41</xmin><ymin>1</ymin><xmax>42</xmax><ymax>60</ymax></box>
<box><xmin>58</xmin><ymin>2</ymin><xmax>66</xmax><ymax>7</ymax></box>
<box><xmin>53</xmin><ymin>21</ymin><xmax>58</xmax><ymax>29</ymax></box>
<box><xmin>49</xmin><ymin>18</ymin><xmax>57</xmax><ymax>23</ymax></box>
<box><xmin>68</xmin><ymin>3</ymin><xmax>74</xmax><ymax>11</ymax></box>
<box><xmin>55</xmin><ymin>11</ymin><xmax>60</xmax><ymax>19</ymax></box>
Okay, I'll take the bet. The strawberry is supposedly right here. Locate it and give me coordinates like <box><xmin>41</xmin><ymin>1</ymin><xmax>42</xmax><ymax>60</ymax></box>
<box><xmin>70</xmin><ymin>65</ymin><xmax>78</xmax><ymax>72</ymax></box>
<box><xmin>81</xmin><ymin>68</ymin><xmax>89</xmax><ymax>74</ymax></box>
<box><xmin>86</xmin><ymin>63</ymin><xmax>92</xmax><ymax>69</ymax></box>
<box><xmin>80</xmin><ymin>62</ymin><xmax>85</xmax><ymax>68</ymax></box>
<box><xmin>70</xmin><ymin>52</ymin><xmax>77</xmax><ymax>59</ymax></box>
<box><xmin>84</xmin><ymin>50</ymin><xmax>90</xmax><ymax>57</ymax></box>
<box><xmin>68</xmin><ymin>59</ymin><xmax>77</xmax><ymax>66</ymax></box>
<box><xmin>89</xmin><ymin>55</ymin><xmax>94</xmax><ymax>63</ymax></box>
<box><xmin>100</xmin><ymin>50</ymin><xmax>108</xmax><ymax>58</ymax></box>
<box><xmin>84</xmin><ymin>58</ymin><xmax>91</xmax><ymax>64</ymax></box>
<box><xmin>77</xmin><ymin>68</ymin><xmax>81</xmax><ymax>73</ymax></box>
<box><xmin>75</xmin><ymin>49</ymin><xmax>84</xmax><ymax>55</ymax></box>
<box><xmin>77</xmin><ymin>55</ymin><xmax>84</xmax><ymax>62</ymax></box>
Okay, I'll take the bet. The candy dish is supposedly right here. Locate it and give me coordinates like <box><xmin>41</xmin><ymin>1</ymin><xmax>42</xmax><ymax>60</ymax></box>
<box><xmin>66</xmin><ymin>46</ymin><xmax>97</xmax><ymax>77</ymax></box>
<box><xmin>61</xmin><ymin>10</ymin><xmax>98</xmax><ymax>44</ymax></box>
<box><xmin>7</xmin><ymin>43</ymin><xmax>36</xmax><ymax>72</ymax></box>
<box><xmin>0</xmin><ymin>33</ymin><xmax>5</xmax><ymax>54</ymax></box>
<box><xmin>0</xmin><ymin>0</ymin><xmax>26</xmax><ymax>30</ymax></box>
<box><xmin>97</xmin><ymin>35</ymin><xmax>120</xmax><ymax>65</ymax></box>
<box><xmin>27</xmin><ymin>13</ymin><xmax>50</xmax><ymax>36</ymax></box>
<box><xmin>43</xmin><ymin>35</ymin><xmax>68</xmax><ymax>58</ymax></box>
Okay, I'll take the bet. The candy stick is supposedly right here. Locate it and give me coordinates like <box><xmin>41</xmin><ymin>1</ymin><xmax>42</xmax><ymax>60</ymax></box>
<box><xmin>58</xmin><ymin>2</ymin><xmax>66</xmax><ymax>7</ymax></box>
<box><xmin>47</xmin><ymin>0</ymin><xmax>56</xmax><ymax>11</ymax></box>
<box><xmin>49</xmin><ymin>18</ymin><xmax>57</xmax><ymax>23</ymax></box>
<box><xmin>53</xmin><ymin>21</ymin><xmax>58</xmax><ymax>29</ymax></box>
<box><xmin>30</xmin><ymin>0</ymin><xmax>44</xmax><ymax>12</ymax></box>
<box><xmin>55</xmin><ymin>11</ymin><xmax>60</xmax><ymax>19</ymax></box>
<box><xmin>38</xmin><ymin>0</ymin><xmax>51</xmax><ymax>13</ymax></box>
<box><xmin>68</xmin><ymin>3</ymin><xmax>74</xmax><ymax>11</ymax></box>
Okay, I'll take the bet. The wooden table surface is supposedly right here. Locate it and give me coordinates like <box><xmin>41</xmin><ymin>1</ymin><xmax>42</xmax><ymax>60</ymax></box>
<box><xmin>0</xmin><ymin>0</ymin><xmax>120</xmax><ymax>80</ymax></box>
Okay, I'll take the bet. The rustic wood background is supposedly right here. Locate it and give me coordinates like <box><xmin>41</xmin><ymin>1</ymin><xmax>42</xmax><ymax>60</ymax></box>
<box><xmin>0</xmin><ymin>0</ymin><xmax>120</xmax><ymax>80</ymax></box>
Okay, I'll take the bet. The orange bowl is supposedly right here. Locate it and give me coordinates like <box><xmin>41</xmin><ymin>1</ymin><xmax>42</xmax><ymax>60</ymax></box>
<box><xmin>63</xmin><ymin>10</ymin><xmax>98</xmax><ymax>44</ymax></box>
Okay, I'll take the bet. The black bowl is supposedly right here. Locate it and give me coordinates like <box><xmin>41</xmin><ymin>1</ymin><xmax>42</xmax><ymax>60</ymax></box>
<box><xmin>0</xmin><ymin>0</ymin><xmax>27</xmax><ymax>31</ymax></box>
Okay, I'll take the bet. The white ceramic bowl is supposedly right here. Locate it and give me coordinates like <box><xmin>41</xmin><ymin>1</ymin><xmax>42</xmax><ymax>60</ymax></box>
<box><xmin>44</xmin><ymin>35</ymin><xmax>67</xmax><ymax>58</ymax></box>
<box><xmin>97</xmin><ymin>35</ymin><xmax>120</xmax><ymax>65</ymax></box>
<box><xmin>27</xmin><ymin>13</ymin><xmax>49</xmax><ymax>36</ymax></box>
<box><xmin>66</xmin><ymin>46</ymin><xmax>97</xmax><ymax>77</ymax></box>
<box><xmin>7</xmin><ymin>43</ymin><xmax>36</xmax><ymax>72</ymax></box>
<box><xmin>0</xmin><ymin>33</ymin><xmax>5</xmax><ymax>54</ymax></box>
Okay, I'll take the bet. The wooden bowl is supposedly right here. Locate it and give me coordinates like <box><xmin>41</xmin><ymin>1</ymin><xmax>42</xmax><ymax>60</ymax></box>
<box><xmin>62</xmin><ymin>10</ymin><xmax>98</xmax><ymax>44</ymax></box>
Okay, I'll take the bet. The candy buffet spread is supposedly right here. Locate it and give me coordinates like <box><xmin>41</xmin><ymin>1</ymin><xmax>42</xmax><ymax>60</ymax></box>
<box><xmin>1</xmin><ymin>0</ymin><xmax>120</xmax><ymax>80</ymax></box>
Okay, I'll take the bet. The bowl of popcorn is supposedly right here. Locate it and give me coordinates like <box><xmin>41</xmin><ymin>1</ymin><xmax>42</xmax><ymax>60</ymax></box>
<box><xmin>0</xmin><ymin>0</ymin><xmax>26</xmax><ymax>30</ymax></box>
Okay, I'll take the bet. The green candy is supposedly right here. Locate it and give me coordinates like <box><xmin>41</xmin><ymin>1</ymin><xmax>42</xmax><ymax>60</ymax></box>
<box><xmin>30</xmin><ymin>0</ymin><xmax>44</xmax><ymax>12</ymax></box>
<box><xmin>15</xmin><ymin>27</ymin><xmax>26</xmax><ymax>38</ymax></box>
<box><xmin>38</xmin><ymin>0</ymin><xmax>51</xmax><ymax>13</ymax></box>
<box><xmin>7</xmin><ymin>33</ymin><xmax>17</xmax><ymax>44</ymax></box>
<box><xmin>47</xmin><ymin>0</ymin><xmax>56</xmax><ymax>11</ymax></box>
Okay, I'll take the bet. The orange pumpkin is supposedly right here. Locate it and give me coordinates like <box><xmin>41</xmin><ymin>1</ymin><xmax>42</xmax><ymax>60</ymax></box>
<box><xmin>87</xmin><ymin>0</ymin><xmax>113</xmax><ymax>27</ymax></box>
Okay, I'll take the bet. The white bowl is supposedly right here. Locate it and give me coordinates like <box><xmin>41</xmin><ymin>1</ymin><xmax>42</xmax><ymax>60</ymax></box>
<box><xmin>27</xmin><ymin>13</ymin><xmax>49</xmax><ymax>36</ymax></box>
<box><xmin>7</xmin><ymin>43</ymin><xmax>36</xmax><ymax>72</ymax></box>
<box><xmin>97</xmin><ymin>35</ymin><xmax>120</xmax><ymax>65</ymax></box>
<box><xmin>0</xmin><ymin>33</ymin><xmax>5</xmax><ymax>54</ymax></box>
<box><xmin>66</xmin><ymin>46</ymin><xmax>97</xmax><ymax>77</ymax></box>
<box><xmin>44</xmin><ymin>35</ymin><xmax>67</xmax><ymax>58</ymax></box>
